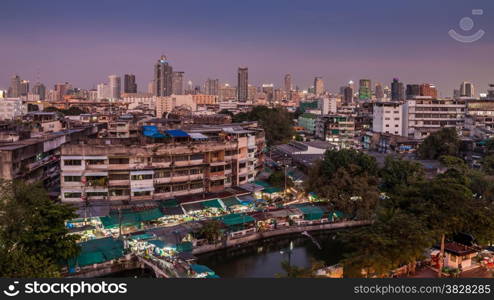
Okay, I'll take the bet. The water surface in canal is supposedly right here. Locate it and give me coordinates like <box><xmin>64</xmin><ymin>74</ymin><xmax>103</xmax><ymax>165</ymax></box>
<box><xmin>197</xmin><ymin>230</ymin><xmax>348</xmax><ymax>278</ymax></box>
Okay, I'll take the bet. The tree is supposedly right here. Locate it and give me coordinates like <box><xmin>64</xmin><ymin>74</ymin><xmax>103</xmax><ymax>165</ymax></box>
<box><xmin>197</xmin><ymin>220</ymin><xmax>223</xmax><ymax>243</ymax></box>
<box><xmin>232</xmin><ymin>106</ymin><xmax>295</xmax><ymax>146</ymax></box>
<box><xmin>417</xmin><ymin>128</ymin><xmax>460</xmax><ymax>159</ymax></box>
<box><xmin>0</xmin><ymin>180</ymin><xmax>80</xmax><ymax>277</ymax></box>
<box><xmin>304</xmin><ymin>150</ymin><xmax>380</xmax><ymax>219</ymax></box>
<box><xmin>379</xmin><ymin>156</ymin><xmax>425</xmax><ymax>193</ymax></box>
<box><xmin>267</xmin><ymin>170</ymin><xmax>293</xmax><ymax>189</ymax></box>
<box><xmin>481</xmin><ymin>155</ymin><xmax>494</xmax><ymax>175</ymax></box>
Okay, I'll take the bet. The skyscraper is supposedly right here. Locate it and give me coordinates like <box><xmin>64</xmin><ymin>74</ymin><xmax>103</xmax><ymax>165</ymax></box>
<box><xmin>391</xmin><ymin>78</ymin><xmax>405</xmax><ymax>101</ymax></box>
<box><xmin>154</xmin><ymin>55</ymin><xmax>173</xmax><ymax>96</ymax></box>
<box><xmin>32</xmin><ymin>82</ymin><xmax>46</xmax><ymax>100</ymax></box>
<box><xmin>314</xmin><ymin>77</ymin><xmax>324</xmax><ymax>96</ymax></box>
<box><xmin>375</xmin><ymin>83</ymin><xmax>384</xmax><ymax>99</ymax></box>
<box><xmin>460</xmin><ymin>81</ymin><xmax>475</xmax><ymax>97</ymax></box>
<box><xmin>7</xmin><ymin>75</ymin><xmax>21</xmax><ymax>98</ymax></box>
<box><xmin>343</xmin><ymin>81</ymin><xmax>354</xmax><ymax>103</ymax></box>
<box><xmin>359</xmin><ymin>79</ymin><xmax>372</xmax><ymax>99</ymax></box>
<box><xmin>406</xmin><ymin>84</ymin><xmax>420</xmax><ymax>99</ymax></box>
<box><xmin>108</xmin><ymin>75</ymin><xmax>121</xmax><ymax>99</ymax></box>
<box><xmin>124</xmin><ymin>74</ymin><xmax>137</xmax><ymax>93</ymax></box>
<box><xmin>284</xmin><ymin>74</ymin><xmax>292</xmax><ymax>92</ymax></box>
<box><xmin>237</xmin><ymin>67</ymin><xmax>248</xmax><ymax>102</ymax></box>
<box><xmin>54</xmin><ymin>82</ymin><xmax>71</xmax><ymax>101</ymax></box>
<box><xmin>419</xmin><ymin>83</ymin><xmax>438</xmax><ymax>98</ymax></box>
<box><xmin>205</xmin><ymin>78</ymin><xmax>219</xmax><ymax>95</ymax></box>
<box><xmin>172</xmin><ymin>71</ymin><xmax>184</xmax><ymax>95</ymax></box>
<box><xmin>261</xmin><ymin>84</ymin><xmax>274</xmax><ymax>103</ymax></box>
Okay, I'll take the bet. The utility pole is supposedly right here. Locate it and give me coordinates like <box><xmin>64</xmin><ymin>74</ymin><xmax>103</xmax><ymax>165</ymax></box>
<box><xmin>118</xmin><ymin>207</ymin><xmax>123</xmax><ymax>238</ymax></box>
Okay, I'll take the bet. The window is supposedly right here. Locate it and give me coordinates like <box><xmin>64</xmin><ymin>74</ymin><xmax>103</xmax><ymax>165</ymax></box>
<box><xmin>64</xmin><ymin>192</ymin><xmax>81</xmax><ymax>198</ymax></box>
<box><xmin>190</xmin><ymin>168</ymin><xmax>201</xmax><ymax>175</ymax></box>
<box><xmin>211</xmin><ymin>180</ymin><xmax>224</xmax><ymax>187</ymax></box>
<box><xmin>210</xmin><ymin>166</ymin><xmax>224</xmax><ymax>173</ymax></box>
<box><xmin>87</xmin><ymin>192</ymin><xmax>107</xmax><ymax>197</ymax></box>
<box><xmin>109</xmin><ymin>189</ymin><xmax>130</xmax><ymax>196</ymax></box>
<box><xmin>109</xmin><ymin>157</ymin><xmax>129</xmax><ymax>164</ymax></box>
<box><xmin>173</xmin><ymin>184</ymin><xmax>189</xmax><ymax>191</ymax></box>
<box><xmin>64</xmin><ymin>160</ymin><xmax>81</xmax><ymax>166</ymax></box>
<box><xmin>190</xmin><ymin>181</ymin><xmax>203</xmax><ymax>189</ymax></box>
<box><xmin>153</xmin><ymin>156</ymin><xmax>171</xmax><ymax>163</ymax></box>
<box><xmin>190</xmin><ymin>153</ymin><xmax>204</xmax><ymax>160</ymax></box>
<box><xmin>131</xmin><ymin>174</ymin><xmax>153</xmax><ymax>180</ymax></box>
<box><xmin>174</xmin><ymin>169</ymin><xmax>189</xmax><ymax>176</ymax></box>
<box><xmin>64</xmin><ymin>176</ymin><xmax>81</xmax><ymax>182</ymax></box>
<box><xmin>173</xmin><ymin>155</ymin><xmax>189</xmax><ymax>162</ymax></box>
<box><xmin>87</xmin><ymin>159</ymin><xmax>105</xmax><ymax>165</ymax></box>
<box><xmin>154</xmin><ymin>170</ymin><xmax>171</xmax><ymax>178</ymax></box>
<box><xmin>239</xmin><ymin>162</ymin><xmax>246</xmax><ymax>169</ymax></box>
<box><xmin>109</xmin><ymin>173</ymin><xmax>129</xmax><ymax>180</ymax></box>
<box><xmin>155</xmin><ymin>185</ymin><xmax>171</xmax><ymax>193</ymax></box>
<box><xmin>133</xmin><ymin>191</ymin><xmax>151</xmax><ymax>196</ymax></box>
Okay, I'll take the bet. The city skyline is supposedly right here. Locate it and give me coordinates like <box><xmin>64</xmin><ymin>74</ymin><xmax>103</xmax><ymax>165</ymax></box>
<box><xmin>1</xmin><ymin>0</ymin><xmax>494</xmax><ymax>96</ymax></box>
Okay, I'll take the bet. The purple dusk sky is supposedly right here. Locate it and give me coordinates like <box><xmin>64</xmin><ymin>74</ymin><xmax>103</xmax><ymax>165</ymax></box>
<box><xmin>1</xmin><ymin>0</ymin><xmax>494</xmax><ymax>96</ymax></box>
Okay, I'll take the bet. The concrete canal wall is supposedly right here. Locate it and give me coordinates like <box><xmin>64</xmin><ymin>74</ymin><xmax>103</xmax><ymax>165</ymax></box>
<box><xmin>192</xmin><ymin>220</ymin><xmax>371</xmax><ymax>255</ymax></box>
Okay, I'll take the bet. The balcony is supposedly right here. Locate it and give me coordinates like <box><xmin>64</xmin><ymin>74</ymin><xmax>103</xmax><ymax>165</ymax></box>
<box><xmin>108</xmin><ymin>179</ymin><xmax>130</xmax><ymax>186</ymax></box>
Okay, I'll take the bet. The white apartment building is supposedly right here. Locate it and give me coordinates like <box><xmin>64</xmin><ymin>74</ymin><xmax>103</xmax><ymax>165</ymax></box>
<box><xmin>372</xmin><ymin>102</ymin><xmax>404</xmax><ymax>136</ymax></box>
<box><xmin>155</xmin><ymin>95</ymin><xmax>196</xmax><ymax>118</ymax></box>
<box><xmin>0</xmin><ymin>98</ymin><xmax>24</xmax><ymax>120</ymax></box>
<box><xmin>320</xmin><ymin>97</ymin><xmax>337</xmax><ymax>115</ymax></box>
<box><xmin>403</xmin><ymin>97</ymin><xmax>466</xmax><ymax>139</ymax></box>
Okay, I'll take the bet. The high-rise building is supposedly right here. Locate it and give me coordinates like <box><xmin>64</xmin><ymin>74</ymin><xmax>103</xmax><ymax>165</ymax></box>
<box><xmin>97</xmin><ymin>83</ymin><xmax>109</xmax><ymax>100</ymax></box>
<box><xmin>375</xmin><ymin>83</ymin><xmax>385</xmax><ymax>99</ymax></box>
<box><xmin>488</xmin><ymin>84</ymin><xmax>494</xmax><ymax>100</ymax></box>
<box><xmin>460</xmin><ymin>81</ymin><xmax>475</xmax><ymax>97</ymax></box>
<box><xmin>391</xmin><ymin>78</ymin><xmax>405</xmax><ymax>101</ymax></box>
<box><xmin>261</xmin><ymin>84</ymin><xmax>274</xmax><ymax>103</ymax></box>
<box><xmin>172</xmin><ymin>71</ymin><xmax>184</xmax><ymax>95</ymax></box>
<box><xmin>343</xmin><ymin>81</ymin><xmax>354</xmax><ymax>103</ymax></box>
<box><xmin>32</xmin><ymin>82</ymin><xmax>46</xmax><ymax>100</ymax></box>
<box><xmin>108</xmin><ymin>75</ymin><xmax>121</xmax><ymax>99</ymax></box>
<box><xmin>359</xmin><ymin>79</ymin><xmax>372</xmax><ymax>99</ymax></box>
<box><xmin>7</xmin><ymin>75</ymin><xmax>21</xmax><ymax>98</ymax></box>
<box><xmin>406</xmin><ymin>84</ymin><xmax>420</xmax><ymax>99</ymax></box>
<box><xmin>237</xmin><ymin>67</ymin><xmax>248</xmax><ymax>102</ymax></box>
<box><xmin>124</xmin><ymin>74</ymin><xmax>137</xmax><ymax>93</ymax></box>
<box><xmin>419</xmin><ymin>83</ymin><xmax>438</xmax><ymax>98</ymax></box>
<box><xmin>54</xmin><ymin>82</ymin><xmax>71</xmax><ymax>101</ymax></box>
<box><xmin>314</xmin><ymin>77</ymin><xmax>325</xmax><ymax>96</ymax></box>
<box><xmin>154</xmin><ymin>55</ymin><xmax>173</xmax><ymax>96</ymax></box>
<box><xmin>19</xmin><ymin>80</ymin><xmax>30</xmax><ymax>97</ymax></box>
<box><xmin>248</xmin><ymin>85</ymin><xmax>257</xmax><ymax>102</ymax></box>
<box><xmin>205</xmin><ymin>78</ymin><xmax>219</xmax><ymax>95</ymax></box>
<box><xmin>219</xmin><ymin>83</ymin><xmax>236</xmax><ymax>101</ymax></box>
<box><xmin>284</xmin><ymin>74</ymin><xmax>292</xmax><ymax>92</ymax></box>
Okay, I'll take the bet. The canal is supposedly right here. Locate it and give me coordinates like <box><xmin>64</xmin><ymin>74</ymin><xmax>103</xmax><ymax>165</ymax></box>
<box><xmin>197</xmin><ymin>230</ymin><xmax>348</xmax><ymax>278</ymax></box>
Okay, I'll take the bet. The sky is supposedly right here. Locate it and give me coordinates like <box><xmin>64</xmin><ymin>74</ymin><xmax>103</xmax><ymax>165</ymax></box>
<box><xmin>1</xmin><ymin>0</ymin><xmax>494</xmax><ymax>97</ymax></box>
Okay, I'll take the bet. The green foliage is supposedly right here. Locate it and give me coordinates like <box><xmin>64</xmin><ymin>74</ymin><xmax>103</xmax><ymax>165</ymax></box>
<box><xmin>481</xmin><ymin>155</ymin><xmax>494</xmax><ymax>176</ymax></box>
<box><xmin>197</xmin><ymin>220</ymin><xmax>223</xmax><ymax>243</ymax></box>
<box><xmin>232</xmin><ymin>106</ymin><xmax>294</xmax><ymax>146</ymax></box>
<box><xmin>44</xmin><ymin>106</ymin><xmax>86</xmax><ymax>116</ymax></box>
<box><xmin>379</xmin><ymin>156</ymin><xmax>425</xmax><ymax>192</ymax></box>
<box><xmin>0</xmin><ymin>180</ymin><xmax>80</xmax><ymax>277</ymax></box>
<box><xmin>417</xmin><ymin>128</ymin><xmax>460</xmax><ymax>159</ymax></box>
<box><xmin>267</xmin><ymin>170</ymin><xmax>293</xmax><ymax>189</ymax></box>
<box><xmin>305</xmin><ymin>150</ymin><xmax>380</xmax><ymax>219</ymax></box>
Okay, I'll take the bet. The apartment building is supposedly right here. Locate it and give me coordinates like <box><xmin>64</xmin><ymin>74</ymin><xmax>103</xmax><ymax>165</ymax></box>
<box><xmin>0</xmin><ymin>123</ymin><xmax>104</xmax><ymax>192</ymax></box>
<box><xmin>60</xmin><ymin>123</ymin><xmax>265</xmax><ymax>203</ymax></box>
<box><xmin>315</xmin><ymin>115</ymin><xmax>356</xmax><ymax>149</ymax></box>
<box><xmin>464</xmin><ymin>100</ymin><xmax>494</xmax><ymax>139</ymax></box>
<box><xmin>403</xmin><ymin>97</ymin><xmax>466</xmax><ymax>139</ymax></box>
<box><xmin>372</xmin><ymin>102</ymin><xmax>404</xmax><ymax>136</ymax></box>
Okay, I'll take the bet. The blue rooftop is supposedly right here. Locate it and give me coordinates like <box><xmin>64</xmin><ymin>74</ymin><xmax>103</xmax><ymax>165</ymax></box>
<box><xmin>166</xmin><ymin>130</ymin><xmax>190</xmax><ymax>138</ymax></box>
